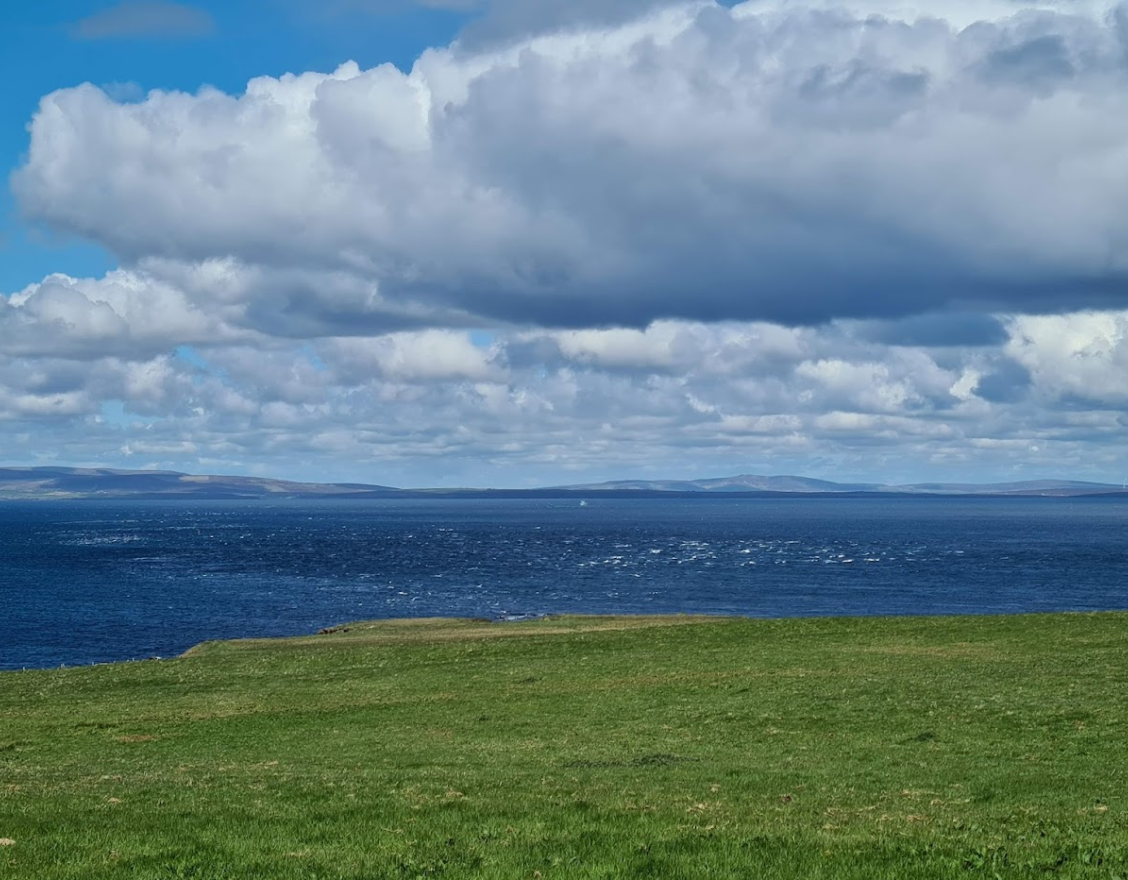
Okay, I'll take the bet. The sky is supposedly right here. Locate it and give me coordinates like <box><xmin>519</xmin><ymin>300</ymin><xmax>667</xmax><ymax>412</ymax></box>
<box><xmin>2</xmin><ymin>0</ymin><xmax>1128</xmax><ymax>488</ymax></box>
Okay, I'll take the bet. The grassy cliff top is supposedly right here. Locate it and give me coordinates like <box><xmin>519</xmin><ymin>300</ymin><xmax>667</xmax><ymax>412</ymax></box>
<box><xmin>3</xmin><ymin>612</ymin><xmax>1127</xmax><ymax>878</ymax></box>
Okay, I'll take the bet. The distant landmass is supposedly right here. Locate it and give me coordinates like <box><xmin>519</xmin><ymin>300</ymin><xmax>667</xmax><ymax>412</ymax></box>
<box><xmin>555</xmin><ymin>474</ymin><xmax>1128</xmax><ymax>496</ymax></box>
<box><xmin>0</xmin><ymin>467</ymin><xmax>398</xmax><ymax>500</ymax></box>
<box><xmin>0</xmin><ymin>466</ymin><xmax>1125</xmax><ymax>500</ymax></box>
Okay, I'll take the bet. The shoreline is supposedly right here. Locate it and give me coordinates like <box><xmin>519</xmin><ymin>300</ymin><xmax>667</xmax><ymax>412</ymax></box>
<box><xmin>6</xmin><ymin>608</ymin><xmax>1126</xmax><ymax>675</ymax></box>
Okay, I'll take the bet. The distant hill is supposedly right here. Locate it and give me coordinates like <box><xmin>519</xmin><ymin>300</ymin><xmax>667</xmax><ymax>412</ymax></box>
<box><xmin>557</xmin><ymin>474</ymin><xmax>1127</xmax><ymax>497</ymax></box>
<box><xmin>893</xmin><ymin>479</ymin><xmax>1125</xmax><ymax>496</ymax></box>
<box><xmin>0</xmin><ymin>467</ymin><xmax>398</xmax><ymax>500</ymax></box>
<box><xmin>558</xmin><ymin>474</ymin><xmax>880</xmax><ymax>493</ymax></box>
<box><xmin>0</xmin><ymin>467</ymin><xmax>1123</xmax><ymax>500</ymax></box>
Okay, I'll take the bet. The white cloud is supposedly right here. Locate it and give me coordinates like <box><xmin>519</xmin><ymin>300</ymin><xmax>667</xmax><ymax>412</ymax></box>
<box><xmin>7</xmin><ymin>0</ymin><xmax>1128</xmax><ymax>485</ymax></box>
<box><xmin>1005</xmin><ymin>311</ymin><xmax>1128</xmax><ymax>403</ymax></box>
<box><xmin>553</xmin><ymin>325</ymin><xmax>684</xmax><ymax>370</ymax></box>
<box><xmin>2</xmin><ymin>269</ymin><xmax>234</xmax><ymax>359</ymax></box>
<box><xmin>19</xmin><ymin>0</ymin><xmax>1128</xmax><ymax>334</ymax></box>
<box><xmin>327</xmin><ymin>330</ymin><xmax>501</xmax><ymax>381</ymax></box>
<box><xmin>0</xmin><ymin>306</ymin><xmax>1123</xmax><ymax>484</ymax></box>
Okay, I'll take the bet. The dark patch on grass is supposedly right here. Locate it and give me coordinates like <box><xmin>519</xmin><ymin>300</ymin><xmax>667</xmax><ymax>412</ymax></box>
<box><xmin>563</xmin><ymin>753</ymin><xmax>697</xmax><ymax>769</ymax></box>
<box><xmin>901</xmin><ymin>730</ymin><xmax>938</xmax><ymax>744</ymax></box>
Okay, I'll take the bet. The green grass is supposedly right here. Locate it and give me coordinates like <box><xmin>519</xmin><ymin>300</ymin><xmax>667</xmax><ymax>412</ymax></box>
<box><xmin>3</xmin><ymin>613</ymin><xmax>1128</xmax><ymax>878</ymax></box>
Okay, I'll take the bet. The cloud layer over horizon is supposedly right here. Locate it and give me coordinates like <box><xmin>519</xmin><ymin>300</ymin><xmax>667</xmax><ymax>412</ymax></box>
<box><xmin>5</xmin><ymin>0</ymin><xmax>1128</xmax><ymax>485</ymax></box>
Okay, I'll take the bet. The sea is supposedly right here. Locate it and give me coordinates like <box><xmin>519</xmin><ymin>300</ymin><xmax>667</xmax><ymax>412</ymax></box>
<box><xmin>2</xmin><ymin>495</ymin><xmax>1126</xmax><ymax>670</ymax></box>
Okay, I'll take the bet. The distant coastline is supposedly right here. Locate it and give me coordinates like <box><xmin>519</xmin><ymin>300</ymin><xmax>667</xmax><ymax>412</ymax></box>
<box><xmin>0</xmin><ymin>465</ymin><xmax>1126</xmax><ymax>501</ymax></box>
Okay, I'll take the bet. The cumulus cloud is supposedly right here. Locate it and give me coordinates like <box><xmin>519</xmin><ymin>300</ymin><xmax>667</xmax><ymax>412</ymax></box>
<box><xmin>1</xmin><ymin>269</ymin><xmax>239</xmax><ymax>359</ymax></box>
<box><xmin>71</xmin><ymin>1</ymin><xmax>216</xmax><ymax>40</ymax></box>
<box><xmin>327</xmin><ymin>330</ymin><xmax>501</xmax><ymax>381</ymax></box>
<box><xmin>4</xmin><ymin>266</ymin><xmax>1126</xmax><ymax>485</ymax></box>
<box><xmin>8</xmin><ymin>0</ymin><xmax>1128</xmax><ymax>484</ymax></box>
<box><xmin>19</xmin><ymin>0</ymin><xmax>1128</xmax><ymax>335</ymax></box>
<box><xmin>1005</xmin><ymin>311</ymin><xmax>1128</xmax><ymax>403</ymax></box>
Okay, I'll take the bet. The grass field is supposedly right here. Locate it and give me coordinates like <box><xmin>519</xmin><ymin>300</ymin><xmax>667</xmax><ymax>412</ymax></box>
<box><xmin>2</xmin><ymin>612</ymin><xmax>1128</xmax><ymax>878</ymax></box>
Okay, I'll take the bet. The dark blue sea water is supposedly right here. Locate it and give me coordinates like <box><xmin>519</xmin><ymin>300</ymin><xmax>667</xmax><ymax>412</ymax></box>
<box><xmin>2</xmin><ymin>496</ymin><xmax>1126</xmax><ymax>670</ymax></box>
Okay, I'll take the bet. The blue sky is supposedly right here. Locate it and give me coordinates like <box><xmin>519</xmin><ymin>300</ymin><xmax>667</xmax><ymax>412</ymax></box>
<box><xmin>3</xmin><ymin>0</ymin><xmax>1128</xmax><ymax>487</ymax></box>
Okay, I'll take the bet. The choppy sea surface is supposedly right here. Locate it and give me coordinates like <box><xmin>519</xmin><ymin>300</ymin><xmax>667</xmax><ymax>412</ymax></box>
<box><xmin>2</xmin><ymin>496</ymin><xmax>1126</xmax><ymax>670</ymax></box>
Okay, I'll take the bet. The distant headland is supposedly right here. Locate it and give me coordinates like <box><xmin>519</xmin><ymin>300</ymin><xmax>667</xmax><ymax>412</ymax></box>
<box><xmin>0</xmin><ymin>466</ymin><xmax>1124</xmax><ymax>500</ymax></box>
